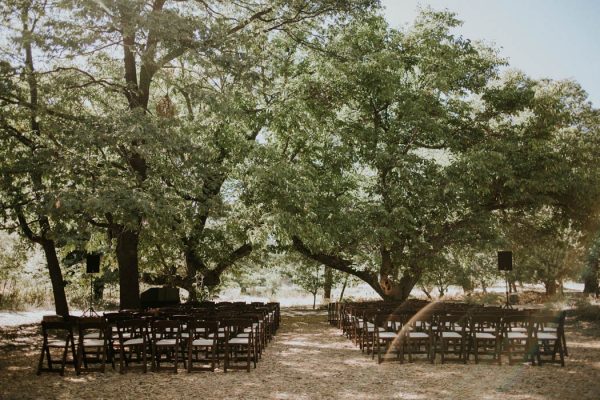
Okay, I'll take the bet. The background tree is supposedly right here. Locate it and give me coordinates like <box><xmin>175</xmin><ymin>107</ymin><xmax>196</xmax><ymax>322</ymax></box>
<box><xmin>255</xmin><ymin>11</ymin><xmax>600</xmax><ymax>302</ymax></box>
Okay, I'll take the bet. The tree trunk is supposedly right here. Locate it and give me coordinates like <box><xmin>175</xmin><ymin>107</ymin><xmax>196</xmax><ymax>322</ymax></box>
<box><xmin>312</xmin><ymin>292</ymin><xmax>317</xmax><ymax>309</ymax></box>
<box><xmin>19</xmin><ymin>4</ymin><xmax>68</xmax><ymax>317</ymax></box>
<box><xmin>545</xmin><ymin>279</ymin><xmax>557</xmax><ymax>296</ymax></box>
<box><xmin>338</xmin><ymin>275</ymin><xmax>348</xmax><ymax>302</ymax></box>
<box><xmin>378</xmin><ymin>271</ymin><xmax>420</xmax><ymax>302</ymax></box>
<box><xmin>583</xmin><ymin>253</ymin><xmax>599</xmax><ymax>296</ymax></box>
<box><xmin>41</xmin><ymin>240</ymin><xmax>69</xmax><ymax>316</ymax></box>
<box><xmin>116</xmin><ymin>228</ymin><xmax>141</xmax><ymax>309</ymax></box>
<box><xmin>323</xmin><ymin>267</ymin><xmax>333</xmax><ymax>301</ymax></box>
<box><xmin>93</xmin><ymin>278</ymin><xmax>105</xmax><ymax>302</ymax></box>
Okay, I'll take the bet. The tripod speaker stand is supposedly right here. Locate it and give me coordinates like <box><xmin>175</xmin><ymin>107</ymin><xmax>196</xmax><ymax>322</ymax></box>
<box><xmin>83</xmin><ymin>253</ymin><xmax>101</xmax><ymax>317</ymax></box>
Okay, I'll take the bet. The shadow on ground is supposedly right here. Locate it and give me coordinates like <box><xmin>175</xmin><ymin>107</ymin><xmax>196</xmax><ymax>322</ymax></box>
<box><xmin>0</xmin><ymin>309</ymin><xmax>599</xmax><ymax>399</ymax></box>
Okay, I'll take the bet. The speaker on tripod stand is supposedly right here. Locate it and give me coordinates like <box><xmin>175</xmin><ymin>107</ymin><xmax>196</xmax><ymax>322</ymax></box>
<box><xmin>84</xmin><ymin>253</ymin><xmax>101</xmax><ymax>316</ymax></box>
<box><xmin>498</xmin><ymin>251</ymin><xmax>513</xmax><ymax>308</ymax></box>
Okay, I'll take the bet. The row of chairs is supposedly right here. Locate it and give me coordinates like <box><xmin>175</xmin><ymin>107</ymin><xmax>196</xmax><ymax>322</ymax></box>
<box><xmin>330</xmin><ymin>301</ymin><xmax>567</xmax><ymax>366</ymax></box>
<box><xmin>37</xmin><ymin>302</ymin><xmax>280</xmax><ymax>375</ymax></box>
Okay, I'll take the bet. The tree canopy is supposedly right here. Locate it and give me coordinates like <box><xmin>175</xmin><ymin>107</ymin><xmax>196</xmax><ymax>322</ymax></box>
<box><xmin>1</xmin><ymin>1</ymin><xmax>599</xmax><ymax>312</ymax></box>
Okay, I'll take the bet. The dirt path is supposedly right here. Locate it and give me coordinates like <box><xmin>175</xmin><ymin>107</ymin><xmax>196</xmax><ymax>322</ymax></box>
<box><xmin>1</xmin><ymin>309</ymin><xmax>599</xmax><ymax>399</ymax></box>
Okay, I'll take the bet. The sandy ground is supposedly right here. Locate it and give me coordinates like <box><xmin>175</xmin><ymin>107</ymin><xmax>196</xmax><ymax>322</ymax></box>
<box><xmin>1</xmin><ymin>309</ymin><xmax>599</xmax><ymax>400</ymax></box>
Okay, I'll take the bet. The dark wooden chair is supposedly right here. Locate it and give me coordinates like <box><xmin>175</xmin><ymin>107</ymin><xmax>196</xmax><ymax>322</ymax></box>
<box><xmin>531</xmin><ymin>311</ymin><xmax>565</xmax><ymax>367</ymax></box>
<box><xmin>37</xmin><ymin>316</ymin><xmax>77</xmax><ymax>376</ymax></box>
<box><xmin>104</xmin><ymin>312</ymin><xmax>133</xmax><ymax>367</ymax></box>
<box><xmin>501</xmin><ymin>312</ymin><xmax>534</xmax><ymax>365</ymax></box>
<box><xmin>223</xmin><ymin>318</ymin><xmax>256</xmax><ymax>372</ymax></box>
<box><xmin>187</xmin><ymin>320</ymin><xmax>219</xmax><ymax>372</ymax></box>
<box><xmin>399</xmin><ymin>312</ymin><xmax>434</xmax><ymax>363</ymax></box>
<box><xmin>374</xmin><ymin>314</ymin><xmax>403</xmax><ymax>363</ymax></box>
<box><xmin>116</xmin><ymin>318</ymin><xmax>149</xmax><ymax>373</ymax></box>
<box><xmin>436</xmin><ymin>313</ymin><xmax>468</xmax><ymax>364</ymax></box>
<box><xmin>466</xmin><ymin>314</ymin><xmax>502</xmax><ymax>364</ymax></box>
<box><xmin>150</xmin><ymin>319</ymin><xmax>182</xmax><ymax>373</ymax></box>
<box><xmin>76</xmin><ymin>317</ymin><xmax>110</xmax><ymax>374</ymax></box>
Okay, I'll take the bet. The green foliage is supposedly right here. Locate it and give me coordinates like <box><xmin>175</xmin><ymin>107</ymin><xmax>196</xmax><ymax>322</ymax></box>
<box><xmin>0</xmin><ymin>1</ymin><xmax>599</xmax><ymax>309</ymax></box>
<box><xmin>573</xmin><ymin>297</ymin><xmax>600</xmax><ymax>322</ymax></box>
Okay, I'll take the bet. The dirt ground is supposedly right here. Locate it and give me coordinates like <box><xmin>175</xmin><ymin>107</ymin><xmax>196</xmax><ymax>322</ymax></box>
<box><xmin>1</xmin><ymin>309</ymin><xmax>599</xmax><ymax>400</ymax></box>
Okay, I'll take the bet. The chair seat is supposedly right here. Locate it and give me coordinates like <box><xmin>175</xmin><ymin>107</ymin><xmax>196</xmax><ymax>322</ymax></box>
<box><xmin>475</xmin><ymin>332</ymin><xmax>496</xmax><ymax>339</ymax></box>
<box><xmin>114</xmin><ymin>332</ymin><xmax>131</xmax><ymax>339</ymax></box>
<box><xmin>84</xmin><ymin>332</ymin><xmax>102</xmax><ymax>339</ymax></box>
<box><xmin>82</xmin><ymin>338</ymin><xmax>105</xmax><ymax>347</ymax></box>
<box><xmin>408</xmin><ymin>332</ymin><xmax>428</xmax><ymax>338</ymax></box>
<box><xmin>506</xmin><ymin>332</ymin><xmax>528</xmax><ymax>340</ymax></box>
<box><xmin>181</xmin><ymin>333</ymin><xmax>189</xmax><ymax>338</ymax></box>
<box><xmin>192</xmin><ymin>338</ymin><xmax>214</xmax><ymax>346</ymax></box>
<box><xmin>123</xmin><ymin>338</ymin><xmax>144</xmax><ymax>346</ymax></box>
<box><xmin>537</xmin><ymin>332</ymin><xmax>558</xmax><ymax>340</ymax></box>
<box><xmin>441</xmin><ymin>332</ymin><xmax>462</xmax><ymax>339</ymax></box>
<box><xmin>510</xmin><ymin>327</ymin><xmax>528</xmax><ymax>333</ymax></box>
<box><xmin>47</xmin><ymin>339</ymin><xmax>69</xmax><ymax>347</ymax></box>
<box><xmin>208</xmin><ymin>333</ymin><xmax>226</xmax><ymax>338</ymax></box>
<box><xmin>378</xmin><ymin>332</ymin><xmax>398</xmax><ymax>339</ymax></box>
<box><xmin>367</xmin><ymin>327</ymin><xmax>385</xmax><ymax>333</ymax></box>
<box><xmin>228</xmin><ymin>337</ymin><xmax>250</xmax><ymax>345</ymax></box>
<box><xmin>542</xmin><ymin>327</ymin><xmax>557</xmax><ymax>332</ymax></box>
<box><xmin>237</xmin><ymin>333</ymin><xmax>250</xmax><ymax>338</ymax></box>
<box><xmin>156</xmin><ymin>339</ymin><xmax>177</xmax><ymax>346</ymax></box>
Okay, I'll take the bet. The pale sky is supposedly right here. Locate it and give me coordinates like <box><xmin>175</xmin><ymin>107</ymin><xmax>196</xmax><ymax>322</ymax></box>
<box><xmin>381</xmin><ymin>0</ymin><xmax>600</xmax><ymax>107</ymax></box>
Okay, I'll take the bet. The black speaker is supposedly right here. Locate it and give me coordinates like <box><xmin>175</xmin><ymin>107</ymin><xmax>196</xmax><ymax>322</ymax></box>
<box><xmin>498</xmin><ymin>251</ymin><xmax>512</xmax><ymax>271</ymax></box>
<box><xmin>86</xmin><ymin>253</ymin><xmax>101</xmax><ymax>274</ymax></box>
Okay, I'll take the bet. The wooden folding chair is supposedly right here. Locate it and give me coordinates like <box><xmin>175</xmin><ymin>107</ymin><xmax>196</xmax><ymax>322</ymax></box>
<box><xmin>436</xmin><ymin>313</ymin><xmax>469</xmax><ymax>364</ymax></box>
<box><xmin>531</xmin><ymin>311</ymin><xmax>565</xmax><ymax>367</ymax></box>
<box><xmin>150</xmin><ymin>319</ymin><xmax>182</xmax><ymax>373</ymax></box>
<box><xmin>116</xmin><ymin>318</ymin><xmax>149</xmax><ymax>373</ymax></box>
<box><xmin>187</xmin><ymin>320</ymin><xmax>219</xmax><ymax>372</ymax></box>
<box><xmin>223</xmin><ymin>318</ymin><xmax>256</xmax><ymax>372</ymax></box>
<box><xmin>76</xmin><ymin>317</ymin><xmax>110</xmax><ymax>374</ymax></box>
<box><xmin>466</xmin><ymin>313</ymin><xmax>502</xmax><ymax>364</ymax></box>
<box><xmin>501</xmin><ymin>312</ymin><xmax>534</xmax><ymax>365</ymax></box>
<box><xmin>37</xmin><ymin>317</ymin><xmax>77</xmax><ymax>376</ymax></box>
<box><xmin>374</xmin><ymin>314</ymin><xmax>403</xmax><ymax>364</ymax></box>
<box><xmin>399</xmin><ymin>312</ymin><xmax>434</xmax><ymax>363</ymax></box>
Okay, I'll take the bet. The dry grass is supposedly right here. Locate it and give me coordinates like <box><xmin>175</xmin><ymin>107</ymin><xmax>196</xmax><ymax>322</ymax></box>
<box><xmin>1</xmin><ymin>309</ymin><xmax>599</xmax><ymax>400</ymax></box>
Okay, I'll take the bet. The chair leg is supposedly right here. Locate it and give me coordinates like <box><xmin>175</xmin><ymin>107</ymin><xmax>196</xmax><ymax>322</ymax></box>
<box><xmin>247</xmin><ymin>344</ymin><xmax>251</xmax><ymax>372</ymax></box>
<box><xmin>558</xmin><ymin>340</ymin><xmax>565</xmax><ymax>367</ymax></box>
<box><xmin>119</xmin><ymin>346</ymin><xmax>125</xmax><ymax>374</ymax></box>
<box><xmin>429</xmin><ymin>338</ymin><xmax>434</xmax><ymax>364</ymax></box>
<box><xmin>60</xmin><ymin>341</ymin><xmax>69</xmax><ymax>376</ymax></box>
<box><xmin>37</xmin><ymin>344</ymin><xmax>46</xmax><ymax>375</ymax></box>
<box><xmin>101</xmin><ymin>345</ymin><xmax>107</xmax><ymax>373</ymax></box>
<box><xmin>174</xmin><ymin>346</ymin><xmax>178</xmax><ymax>374</ymax></box>
<box><xmin>441</xmin><ymin>339</ymin><xmax>446</xmax><ymax>364</ymax></box>
<box><xmin>496</xmin><ymin>339</ymin><xmax>502</xmax><ymax>365</ymax></box>
<box><xmin>151</xmin><ymin>344</ymin><xmax>157</xmax><ymax>372</ymax></box>
<box><xmin>76</xmin><ymin>344</ymin><xmax>83</xmax><ymax>375</ymax></box>
<box><xmin>224</xmin><ymin>343</ymin><xmax>229</xmax><ymax>373</ymax></box>
<box><xmin>562</xmin><ymin>332</ymin><xmax>568</xmax><ymax>357</ymax></box>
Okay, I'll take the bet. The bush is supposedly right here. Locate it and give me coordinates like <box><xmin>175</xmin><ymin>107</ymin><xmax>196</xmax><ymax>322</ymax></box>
<box><xmin>463</xmin><ymin>292</ymin><xmax>504</xmax><ymax>306</ymax></box>
<box><xmin>572</xmin><ymin>298</ymin><xmax>600</xmax><ymax>322</ymax></box>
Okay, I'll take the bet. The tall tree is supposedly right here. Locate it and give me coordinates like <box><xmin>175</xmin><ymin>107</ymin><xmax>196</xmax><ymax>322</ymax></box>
<box><xmin>257</xmin><ymin>11</ymin><xmax>600</xmax><ymax>301</ymax></box>
<box><xmin>0</xmin><ymin>0</ymin><xmax>79</xmax><ymax>315</ymax></box>
<box><xmin>41</xmin><ymin>0</ymin><xmax>377</xmax><ymax>307</ymax></box>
